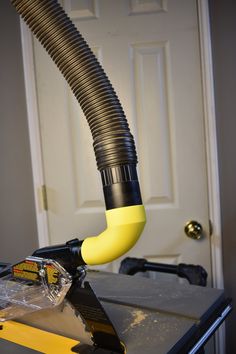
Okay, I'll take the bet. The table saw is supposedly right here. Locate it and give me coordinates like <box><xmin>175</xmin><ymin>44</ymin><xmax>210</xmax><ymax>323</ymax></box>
<box><xmin>0</xmin><ymin>260</ymin><xmax>232</xmax><ymax>354</ymax></box>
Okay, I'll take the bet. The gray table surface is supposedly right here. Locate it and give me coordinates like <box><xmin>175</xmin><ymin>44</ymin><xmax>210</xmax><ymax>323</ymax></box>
<box><xmin>0</xmin><ymin>271</ymin><xmax>226</xmax><ymax>354</ymax></box>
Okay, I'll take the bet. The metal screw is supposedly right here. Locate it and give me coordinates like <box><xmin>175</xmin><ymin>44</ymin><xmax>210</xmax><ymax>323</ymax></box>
<box><xmin>39</xmin><ymin>269</ymin><xmax>46</xmax><ymax>277</ymax></box>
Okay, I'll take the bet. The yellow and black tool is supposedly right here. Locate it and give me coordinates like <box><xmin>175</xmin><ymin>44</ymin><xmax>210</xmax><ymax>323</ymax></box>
<box><xmin>0</xmin><ymin>256</ymin><xmax>72</xmax><ymax>321</ymax></box>
<box><xmin>0</xmin><ymin>255</ymin><xmax>126</xmax><ymax>353</ymax></box>
<box><xmin>0</xmin><ymin>263</ymin><xmax>233</xmax><ymax>354</ymax></box>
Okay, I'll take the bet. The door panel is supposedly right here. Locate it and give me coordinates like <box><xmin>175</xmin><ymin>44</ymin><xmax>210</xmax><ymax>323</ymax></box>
<box><xmin>133</xmin><ymin>41</ymin><xmax>174</xmax><ymax>205</ymax></box>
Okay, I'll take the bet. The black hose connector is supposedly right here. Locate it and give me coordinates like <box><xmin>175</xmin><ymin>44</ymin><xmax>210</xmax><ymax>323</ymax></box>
<box><xmin>101</xmin><ymin>165</ymin><xmax>142</xmax><ymax>209</ymax></box>
<box><xmin>32</xmin><ymin>238</ymin><xmax>85</xmax><ymax>275</ymax></box>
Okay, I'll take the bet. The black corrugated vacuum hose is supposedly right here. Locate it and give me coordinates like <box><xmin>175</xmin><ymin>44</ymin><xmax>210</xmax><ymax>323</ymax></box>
<box><xmin>11</xmin><ymin>0</ymin><xmax>142</xmax><ymax>210</ymax></box>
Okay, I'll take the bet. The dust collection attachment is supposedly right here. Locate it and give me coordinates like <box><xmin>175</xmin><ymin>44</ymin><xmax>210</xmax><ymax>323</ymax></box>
<box><xmin>0</xmin><ymin>1</ymin><xmax>232</xmax><ymax>353</ymax></box>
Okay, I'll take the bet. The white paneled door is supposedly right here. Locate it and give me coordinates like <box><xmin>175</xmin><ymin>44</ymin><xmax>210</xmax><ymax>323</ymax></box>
<box><xmin>32</xmin><ymin>0</ymin><xmax>212</xmax><ymax>277</ymax></box>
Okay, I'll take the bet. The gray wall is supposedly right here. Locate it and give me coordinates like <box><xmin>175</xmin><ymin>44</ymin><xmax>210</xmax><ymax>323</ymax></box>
<box><xmin>209</xmin><ymin>0</ymin><xmax>236</xmax><ymax>352</ymax></box>
<box><xmin>0</xmin><ymin>0</ymin><xmax>38</xmax><ymax>263</ymax></box>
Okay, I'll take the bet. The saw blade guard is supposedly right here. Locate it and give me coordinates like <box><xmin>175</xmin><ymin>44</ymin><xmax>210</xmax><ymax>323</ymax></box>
<box><xmin>0</xmin><ymin>257</ymin><xmax>72</xmax><ymax>322</ymax></box>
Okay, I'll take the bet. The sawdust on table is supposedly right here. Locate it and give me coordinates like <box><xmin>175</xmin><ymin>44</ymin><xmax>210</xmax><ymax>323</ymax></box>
<box><xmin>130</xmin><ymin>310</ymin><xmax>148</xmax><ymax>328</ymax></box>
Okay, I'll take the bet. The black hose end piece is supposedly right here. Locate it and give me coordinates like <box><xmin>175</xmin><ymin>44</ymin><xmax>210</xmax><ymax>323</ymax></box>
<box><xmin>32</xmin><ymin>239</ymin><xmax>86</xmax><ymax>275</ymax></box>
<box><xmin>103</xmin><ymin>181</ymin><xmax>142</xmax><ymax>210</ymax></box>
<box><xmin>177</xmin><ymin>263</ymin><xmax>208</xmax><ymax>287</ymax></box>
<box><xmin>119</xmin><ymin>257</ymin><xmax>147</xmax><ymax>275</ymax></box>
<box><xmin>101</xmin><ymin>164</ymin><xmax>142</xmax><ymax>209</ymax></box>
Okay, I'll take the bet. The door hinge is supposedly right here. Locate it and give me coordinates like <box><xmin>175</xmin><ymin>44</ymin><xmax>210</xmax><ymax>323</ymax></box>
<box><xmin>209</xmin><ymin>219</ymin><xmax>213</xmax><ymax>236</ymax></box>
<box><xmin>39</xmin><ymin>185</ymin><xmax>48</xmax><ymax>211</ymax></box>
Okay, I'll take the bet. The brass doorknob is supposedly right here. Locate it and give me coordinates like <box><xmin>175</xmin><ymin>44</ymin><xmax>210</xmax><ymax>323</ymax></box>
<box><xmin>185</xmin><ymin>221</ymin><xmax>203</xmax><ymax>240</ymax></box>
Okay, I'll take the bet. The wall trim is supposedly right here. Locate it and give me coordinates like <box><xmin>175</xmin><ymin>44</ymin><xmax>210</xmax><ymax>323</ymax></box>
<box><xmin>197</xmin><ymin>0</ymin><xmax>224</xmax><ymax>291</ymax></box>
<box><xmin>197</xmin><ymin>0</ymin><xmax>224</xmax><ymax>353</ymax></box>
<box><xmin>20</xmin><ymin>20</ymin><xmax>50</xmax><ymax>248</ymax></box>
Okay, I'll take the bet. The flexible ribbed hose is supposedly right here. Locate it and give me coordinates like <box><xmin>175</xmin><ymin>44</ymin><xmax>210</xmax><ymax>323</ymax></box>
<box><xmin>11</xmin><ymin>0</ymin><xmax>137</xmax><ymax>171</ymax></box>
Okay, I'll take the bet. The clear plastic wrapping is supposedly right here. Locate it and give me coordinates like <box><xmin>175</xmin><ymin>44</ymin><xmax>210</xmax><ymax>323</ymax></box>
<box><xmin>0</xmin><ymin>257</ymin><xmax>72</xmax><ymax>321</ymax></box>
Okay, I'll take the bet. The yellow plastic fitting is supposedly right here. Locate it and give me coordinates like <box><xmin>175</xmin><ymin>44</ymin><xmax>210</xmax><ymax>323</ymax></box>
<box><xmin>81</xmin><ymin>205</ymin><xmax>146</xmax><ymax>265</ymax></box>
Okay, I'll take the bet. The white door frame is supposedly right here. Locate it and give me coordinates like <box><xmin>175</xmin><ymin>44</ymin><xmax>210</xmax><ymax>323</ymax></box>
<box><xmin>20</xmin><ymin>1</ymin><xmax>224</xmax><ymax>351</ymax></box>
<box><xmin>197</xmin><ymin>1</ymin><xmax>225</xmax><ymax>352</ymax></box>
<box><xmin>197</xmin><ymin>0</ymin><xmax>224</xmax><ymax>291</ymax></box>
<box><xmin>20</xmin><ymin>20</ymin><xmax>50</xmax><ymax>249</ymax></box>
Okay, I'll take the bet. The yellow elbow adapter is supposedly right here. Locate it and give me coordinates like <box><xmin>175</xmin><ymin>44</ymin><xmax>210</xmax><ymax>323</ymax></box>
<box><xmin>12</xmin><ymin>0</ymin><xmax>146</xmax><ymax>266</ymax></box>
<box><xmin>82</xmin><ymin>205</ymin><xmax>146</xmax><ymax>265</ymax></box>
